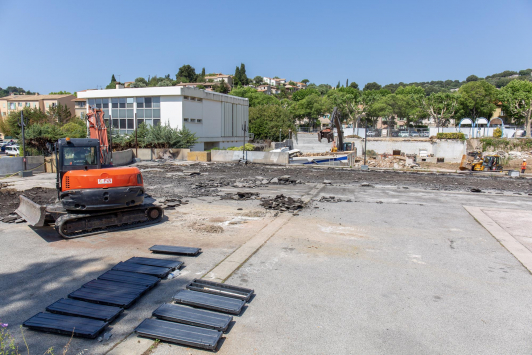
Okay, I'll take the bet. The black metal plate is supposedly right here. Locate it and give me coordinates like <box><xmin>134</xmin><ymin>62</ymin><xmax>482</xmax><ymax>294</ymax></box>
<box><xmin>135</xmin><ymin>318</ymin><xmax>222</xmax><ymax>351</ymax></box>
<box><xmin>153</xmin><ymin>303</ymin><xmax>233</xmax><ymax>332</ymax></box>
<box><xmin>149</xmin><ymin>245</ymin><xmax>201</xmax><ymax>256</ymax></box>
<box><xmin>127</xmin><ymin>257</ymin><xmax>183</xmax><ymax>270</ymax></box>
<box><xmin>83</xmin><ymin>279</ymin><xmax>150</xmax><ymax>296</ymax></box>
<box><xmin>186</xmin><ymin>279</ymin><xmax>254</xmax><ymax>301</ymax></box>
<box><xmin>173</xmin><ymin>290</ymin><xmax>245</xmax><ymax>315</ymax></box>
<box><xmin>23</xmin><ymin>312</ymin><xmax>107</xmax><ymax>339</ymax></box>
<box><xmin>112</xmin><ymin>261</ymin><xmax>171</xmax><ymax>278</ymax></box>
<box><xmin>68</xmin><ymin>286</ymin><xmax>142</xmax><ymax>308</ymax></box>
<box><xmin>46</xmin><ymin>298</ymin><xmax>123</xmax><ymax>322</ymax></box>
<box><xmin>97</xmin><ymin>270</ymin><xmax>160</xmax><ymax>288</ymax></box>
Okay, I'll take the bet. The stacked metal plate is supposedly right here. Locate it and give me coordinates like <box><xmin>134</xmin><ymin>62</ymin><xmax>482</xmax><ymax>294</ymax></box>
<box><xmin>23</xmin><ymin>312</ymin><xmax>107</xmax><ymax>339</ymax></box>
<box><xmin>149</xmin><ymin>245</ymin><xmax>202</xmax><ymax>256</ymax></box>
<box><xmin>186</xmin><ymin>279</ymin><xmax>254</xmax><ymax>301</ymax></box>
<box><xmin>24</xmin><ymin>256</ymin><xmax>185</xmax><ymax>338</ymax></box>
<box><xmin>173</xmin><ymin>290</ymin><xmax>246</xmax><ymax>315</ymax></box>
<box><xmin>46</xmin><ymin>298</ymin><xmax>123</xmax><ymax>322</ymax></box>
<box><xmin>135</xmin><ymin>318</ymin><xmax>222</xmax><ymax>351</ymax></box>
<box><xmin>152</xmin><ymin>303</ymin><xmax>232</xmax><ymax>332</ymax></box>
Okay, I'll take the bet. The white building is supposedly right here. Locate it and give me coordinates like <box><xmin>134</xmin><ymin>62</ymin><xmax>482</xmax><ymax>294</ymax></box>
<box><xmin>263</xmin><ymin>77</ymin><xmax>286</xmax><ymax>86</ymax></box>
<box><xmin>78</xmin><ymin>87</ymin><xmax>249</xmax><ymax>151</ymax></box>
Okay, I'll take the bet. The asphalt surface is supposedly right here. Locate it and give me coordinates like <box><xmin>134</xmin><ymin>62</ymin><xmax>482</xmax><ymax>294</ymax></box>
<box><xmin>153</xmin><ymin>185</ymin><xmax>532</xmax><ymax>355</ymax></box>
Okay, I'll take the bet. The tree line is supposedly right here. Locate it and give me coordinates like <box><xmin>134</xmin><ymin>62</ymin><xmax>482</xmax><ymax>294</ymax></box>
<box><xmin>230</xmin><ymin>79</ymin><xmax>532</xmax><ymax>139</ymax></box>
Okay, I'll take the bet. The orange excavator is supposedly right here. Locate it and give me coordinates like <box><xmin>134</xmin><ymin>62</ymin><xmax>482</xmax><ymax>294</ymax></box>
<box><xmin>16</xmin><ymin>107</ymin><xmax>163</xmax><ymax>238</ymax></box>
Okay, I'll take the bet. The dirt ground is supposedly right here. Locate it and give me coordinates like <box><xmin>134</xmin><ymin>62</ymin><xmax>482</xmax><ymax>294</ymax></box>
<box><xmin>1</xmin><ymin>162</ymin><xmax>531</xmax><ymax>217</ymax></box>
<box><xmin>0</xmin><ymin>187</ymin><xmax>56</xmax><ymax>217</ymax></box>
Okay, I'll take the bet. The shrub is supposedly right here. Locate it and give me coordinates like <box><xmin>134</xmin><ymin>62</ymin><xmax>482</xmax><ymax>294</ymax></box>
<box><xmin>227</xmin><ymin>143</ymin><xmax>255</xmax><ymax>151</ymax></box>
<box><xmin>493</xmin><ymin>127</ymin><xmax>502</xmax><ymax>138</ymax></box>
<box><xmin>435</xmin><ymin>132</ymin><xmax>465</xmax><ymax>140</ymax></box>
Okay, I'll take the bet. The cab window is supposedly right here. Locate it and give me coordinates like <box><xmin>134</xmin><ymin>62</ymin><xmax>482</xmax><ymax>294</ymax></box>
<box><xmin>63</xmin><ymin>147</ymin><xmax>97</xmax><ymax>166</ymax></box>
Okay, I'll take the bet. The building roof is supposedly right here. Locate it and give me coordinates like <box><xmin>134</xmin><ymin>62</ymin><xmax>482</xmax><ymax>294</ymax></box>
<box><xmin>72</xmin><ymin>98</ymin><xmax>86</xmax><ymax>102</ymax></box>
<box><xmin>204</xmin><ymin>73</ymin><xmax>232</xmax><ymax>78</ymax></box>
<box><xmin>2</xmin><ymin>94</ymin><xmax>73</xmax><ymax>101</ymax></box>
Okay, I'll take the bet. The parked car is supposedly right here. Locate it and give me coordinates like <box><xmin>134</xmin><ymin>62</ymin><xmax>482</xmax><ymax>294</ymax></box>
<box><xmin>398</xmin><ymin>131</ymin><xmax>409</xmax><ymax>138</ymax></box>
<box><xmin>420</xmin><ymin>131</ymin><xmax>430</xmax><ymax>137</ymax></box>
<box><xmin>366</xmin><ymin>131</ymin><xmax>376</xmax><ymax>137</ymax></box>
<box><xmin>409</xmin><ymin>131</ymin><xmax>420</xmax><ymax>137</ymax></box>
<box><xmin>5</xmin><ymin>145</ymin><xmax>20</xmax><ymax>156</ymax></box>
<box><xmin>391</xmin><ymin>131</ymin><xmax>399</xmax><ymax>137</ymax></box>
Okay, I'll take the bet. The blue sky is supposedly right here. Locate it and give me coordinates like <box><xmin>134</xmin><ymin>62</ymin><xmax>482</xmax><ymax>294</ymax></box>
<box><xmin>1</xmin><ymin>0</ymin><xmax>531</xmax><ymax>94</ymax></box>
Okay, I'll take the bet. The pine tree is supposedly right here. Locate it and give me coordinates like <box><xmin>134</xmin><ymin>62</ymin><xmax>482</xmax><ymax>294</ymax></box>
<box><xmin>336</xmin><ymin>81</ymin><xmax>340</xmax><ymax>89</ymax></box>
<box><xmin>201</xmin><ymin>68</ymin><xmax>205</xmax><ymax>77</ymax></box>
<box><xmin>111</xmin><ymin>74</ymin><xmax>116</xmax><ymax>82</ymax></box>
<box><xmin>346</xmin><ymin>79</ymin><xmax>348</xmax><ymax>88</ymax></box>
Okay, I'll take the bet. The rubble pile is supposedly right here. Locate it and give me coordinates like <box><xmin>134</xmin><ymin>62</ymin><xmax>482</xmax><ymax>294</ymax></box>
<box><xmin>159</xmin><ymin>197</ymin><xmax>187</xmax><ymax>210</ymax></box>
<box><xmin>353</xmin><ymin>155</ymin><xmax>420</xmax><ymax>169</ymax></box>
<box><xmin>221</xmin><ymin>192</ymin><xmax>260</xmax><ymax>201</ymax></box>
<box><xmin>268</xmin><ymin>175</ymin><xmax>302</xmax><ymax>185</ymax></box>
<box><xmin>319</xmin><ymin>196</ymin><xmax>353</xmax><ymax>203</ymax></box>
<box><xmin>0</xmin><ymin>214</ymin><xmax>25</xmax><ymax>224</ymax></box>
<box><xmin>260</xmin><ymin>194</ymin><xmax>304</xmax><ymax>213</ymax></box>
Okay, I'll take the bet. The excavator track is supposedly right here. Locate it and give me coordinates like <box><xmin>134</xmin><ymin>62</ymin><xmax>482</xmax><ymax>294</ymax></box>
<box><xmin>54</xmin><ymin>205</ymin><xmax>164</xmax><ymax>239</ymax></box>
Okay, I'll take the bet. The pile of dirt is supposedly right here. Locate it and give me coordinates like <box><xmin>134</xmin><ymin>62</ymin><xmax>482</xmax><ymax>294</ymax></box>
<box><xmin>354</xmin><ymin>155</ymin><xmax>419</xmax><ymax>169</ymax></box>
<box><xmin>260</xmin><ymin>194</ymin><xmax>304</xmax><ymax>213</ymax></box>
<box><xmin>0</xmin><ymin>187</ymin><xmax>56</xmax><ymax>218</ymax></box>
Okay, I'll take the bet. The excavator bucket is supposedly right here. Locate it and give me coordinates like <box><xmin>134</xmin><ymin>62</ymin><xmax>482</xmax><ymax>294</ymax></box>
<box><xmin>15</xmin><ymin>195</ymin><xmax>47</xmax><ymax>227</ymax></box>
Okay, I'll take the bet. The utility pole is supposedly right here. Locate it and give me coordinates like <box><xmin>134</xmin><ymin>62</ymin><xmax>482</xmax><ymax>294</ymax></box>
<box><xmin>20</xmin><ymin>111</ymin><xmax>26</xmax><ymax>171</ymax></box>
<box><xmin>364</xmin><ymin>123</ymin><xmax>368</xmax><ymax>166</ymax></box>
<box><xmin>135</xmin><ymin>112</ymin><xmax>138</xmax><ymax>158</ymax></box>
<box><xmin>279</xmin><ymin>128</ymin><xmax>282</xmax><ymax>143</ymax></box>
<box><xmin>242</xmin><ymin>122</ymin><xmax>247</xmax><ymax>161</ymax></box>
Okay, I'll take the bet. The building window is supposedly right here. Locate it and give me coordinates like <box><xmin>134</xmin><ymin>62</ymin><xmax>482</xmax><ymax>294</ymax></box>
<box><xmin>136</xmin><ymin>97</ymin><xmax>160</xmax><ymax>127</ymax></box>
<box><xmin>9</xmin><ymin>103</ymin><xmax>15</xmax><ymax>110</ymax></box>
<box><xmin>184</xmin><ymin>118</ymin><xmax>189</xmax><ymax>122</ymax></box>
<box><xmin>25</xmin><ymin>102</ymin><xmax>30</xmax><ymax>107</ymax></box>
<box><xmin>197</xmin><ymin>119</ymin><xmax>202</xmax><ymax>123</ymax></box>
<box><xmin>18</xmin><ymin>102</ymin><xmax>23</xmax><ymax>107</ymax></box>
<box><xmin>33</xmin><ymin>103</ymin><xmax>37</xmax><ymax>108</ymax></box>
<box><xmin>190</xmin><ymin>119</ymin><xmax>196</xmax><ymax>123</ymax></box>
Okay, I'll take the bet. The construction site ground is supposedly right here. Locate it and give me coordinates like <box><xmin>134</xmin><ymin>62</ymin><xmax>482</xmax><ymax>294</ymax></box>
<box><xmin>1</xmin><ymin>162</ymin><xmax>532</xmax><ymax>355</ymax></box>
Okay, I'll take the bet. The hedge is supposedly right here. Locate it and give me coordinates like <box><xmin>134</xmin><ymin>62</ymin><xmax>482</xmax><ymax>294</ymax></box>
<box><xmin>436</xmin><ymin>132</ymin><xmax>466</xmax><ymax>140</ymax></box>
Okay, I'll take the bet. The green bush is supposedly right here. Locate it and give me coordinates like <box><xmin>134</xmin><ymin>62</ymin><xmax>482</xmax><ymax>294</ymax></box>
<box><xmin>493</xmin><ymin>127</ymin><xmax>502</xmax><ymax>138</ymax></box>
<box><xmin>480</xmin><ymin>138</ymin><xmax>532</xmax><ymax>152</ymax></box>
<box><xmin>435</xmin><ymin>132</ymin><xmax>466</xmax><ymax>140</ymax></box>
<box><xmin>227</xmin><ymin>143</ymin><xmax>255</xmax><ymax>151</ymax></box>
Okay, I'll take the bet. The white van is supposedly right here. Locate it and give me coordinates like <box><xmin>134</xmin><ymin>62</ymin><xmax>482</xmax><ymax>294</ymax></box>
<box><xmin>5</xmin><ymin>145</ymin><xmax>20</xmax><ymax>156</ymax></box>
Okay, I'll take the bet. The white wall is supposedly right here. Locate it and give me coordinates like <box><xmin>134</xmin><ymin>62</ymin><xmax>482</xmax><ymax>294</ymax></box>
<box><xmin>161</xmin><ymin>96</ymin><xmax>182</xmax><ymax>129</ymax></box>
<box><xmin>203</xmin><ymin>100</ymin><xmax>222</xmax><ymax>138</ymax></box>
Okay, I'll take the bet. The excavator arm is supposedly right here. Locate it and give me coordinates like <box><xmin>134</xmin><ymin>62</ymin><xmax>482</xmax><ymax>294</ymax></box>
<box><xmin>86</xmin><ymin>107</ymin><xmax>110</xmax><ymax>165</ymax></box>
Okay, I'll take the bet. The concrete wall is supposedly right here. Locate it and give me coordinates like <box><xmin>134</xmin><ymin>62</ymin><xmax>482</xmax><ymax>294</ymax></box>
<box><xmin>133</xmin><ymin>148</ymin><xmax>190</xmax><ymax>161</ymax></box>
<box><xmin>0</xmin><ymin>156</ymin><xmax>45</xmax><ymax>176</ymax></box>
<box><xmin>112</xmin><ymin>149</ymin><xmax>133</xmax><ymax>166</ymax></box>
<box><xmin>211</xmin><ymin>151</ymin><xmax>289</xmax><ymax>165</ymax></box>
<box><xmin>187</xmin><ymin>151</ymin><xmax>211</xmax><ymax>162</ymax></box>
<box><xmin>348</xmin><ymin>138</ymin><xmax>466</xmax><ymax>162</ymax></box>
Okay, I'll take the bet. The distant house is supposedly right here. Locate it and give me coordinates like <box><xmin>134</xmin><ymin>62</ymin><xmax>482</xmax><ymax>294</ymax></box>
<box><xmin>72</xmin><ymin>98</ymin><xmax>87</xmax><ymax>119</ymax></box>
<box><xmin>204</xmin><ymin>74</ymin><xmax>234</xmax><ymax>87</ymax></box>
<box><xmin>0</xmin><ymin>93</ymin><xmax>76</xmax><ymax>118</ymax></box>
<box><xmin>263</xmin><ymin>77</ymin><xmax>286</xmax><ymax>86</ymax></box>
<box><xmin>257</xmin><ymin>85</ymin><xmax>271</xmax><ymax>95</ymax></box>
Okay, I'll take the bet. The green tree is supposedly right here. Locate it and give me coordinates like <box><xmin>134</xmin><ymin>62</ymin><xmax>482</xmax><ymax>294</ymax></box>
<box><xmin>249</xmin><ymin>105</ymin><xmax>295</xmax><ymax>140</ymax></box>
<box><xmin>421</xmin><ymin>92</ymin><xmax>459</xmax><ymax>132</ymax></box>
<box><xmin>47</xmin><ymin>103</ymin><xmax>73</xmax><ymax>125</ymax></box>
<box><xmin>292</xmin><ymin>88</ymin><xmax>320</xmax><ymax>102</ymax></box>
<box><xmin>363</xmin><ymin>82</ymin><xmax>382</xmax><ymax>91</ymax></box>
<box><xmin>234</xmin><ymin>66</ymin><xmax>241</xmax><ymax>86</ymax></box>
<box><xmin>466</xmin><ymin>75</ymin><xmax>480</xmax><ymax>82</ymax></box>
<box><xmin>145</xmin><ymin>122</ymin><xmax>198</xmax><ymax>148</ymax></box>
<box><xmin>290</xmin><ymin>94</ymin><xmax>329</xmax><ymax>128</ymax></box>
<box><xmin>498</xmin><ymin>79</ymin><xmax>532</xmax><ymax>137</ymax></box>
<box><xmin>229</xmin><ymin>87</ymin><xmax>279</xmax><ymax>107</ymax></box>
<box><xmin>157</xmin><ymin>79</ymin><xmax>173</xmax><ymax>87</ymax></box>
<box><xmin>176</xmin><ymin>65</ymin><xmax>197</xmax><ymax>82</ymax></box>
<box><xmin>106</xmin><ymin>74</ymin><xmax>117</xmax><ymax>89</ymax></box>
<box><xmin>213</xmin><ymin>79</ymin><xmax>230</xmax><ymax>94</ymax></box>
<box><xmin>301</xmin><ymin>79</ymin><xmax>309</xmax><ymax>84</ymax></box>
<box><xmin>349</xmin><ymin>82</ymin><xmax>359</xmax><ymax>90</ymax></box>
<box><xmin>288</xmin><ymin>81</ymin><xmax>296</xmax><ymax>86</ymax></box>
<box><xmin>253</xmin><ymin>76</ymin><xmax>263</xmax><ymax>85</ymax></box>
<box><xmin>519</xmin><ymin>69</ymin><xmax>532</xmax><ymax>77</ymax></box>
<box><xmin>336</xmin><ymin>81</ymin><xmax>341</xmax><ymax>89</ymax></box>
<box><xmin>5</xmin><ymin>107</ymin><xmax>48</xmax><ymax>137</ymax></box>
<box><xmin>48</xmin><ymin>91</ymin><xmax>72</xmax><ymax>95</ymax></box>
<box><xmin>111</xmin><ymin>74</ymin><xmax>116</xmax><ymax>82</ymax></box>
<box><xmin>457</xmin><ymin>81</ymin><xmax>497</xmax><ymax>120</ymax></box>
<box><xmin>239</xmin><ymin>63</ymin><xmax>248</xmax><ymax>85</ymax></box>
<box><xmin>130</xmin><ymin>77</ymin><xmax>148</xmax><ymax>88</ymax></box>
